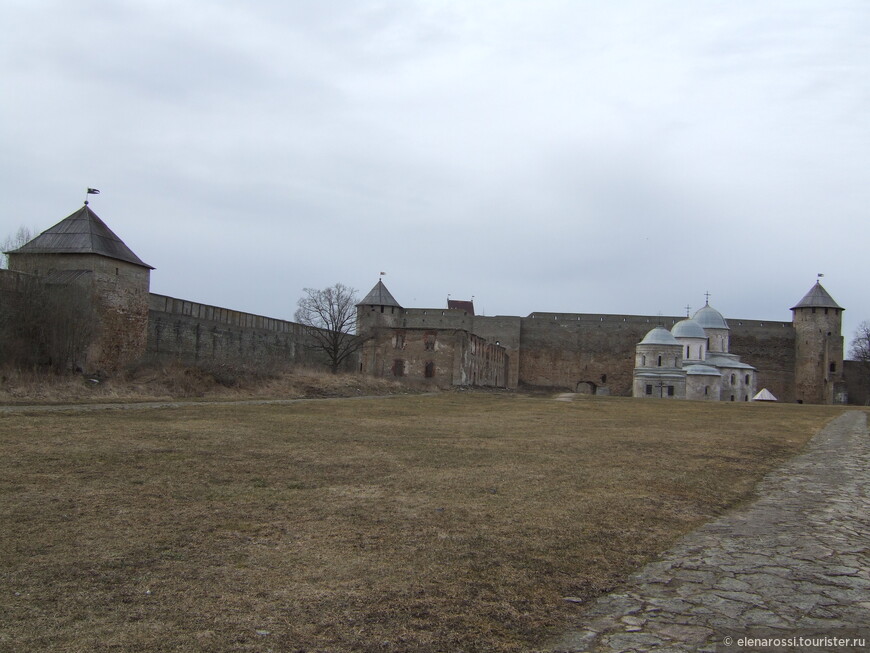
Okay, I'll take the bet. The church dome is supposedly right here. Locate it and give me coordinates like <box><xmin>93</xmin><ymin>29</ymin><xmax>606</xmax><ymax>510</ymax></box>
<box><xmin>693</xmin><ymin>304</ymin><xmax>729</xmax><ymax>330</ymax></box>
<box><xmin>671</xmin><ymin>318</ymin><xmax>706</xmax><ymax>339</ymax></box>
<box><xmin>639</xmin><ymin>326</ymin><xmax>679</xmax><ymax>346</ymax></box>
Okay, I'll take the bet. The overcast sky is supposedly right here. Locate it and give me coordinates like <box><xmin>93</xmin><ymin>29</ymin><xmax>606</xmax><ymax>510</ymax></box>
<box><xmin>2</xmin><ymin>1</ymin><xmax>868</xmax><ymax>344</ymax></box>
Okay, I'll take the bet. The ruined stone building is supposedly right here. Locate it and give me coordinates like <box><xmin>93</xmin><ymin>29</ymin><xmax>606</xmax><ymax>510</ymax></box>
<box><xmin>0</xmin><ymin>203</ymin><xmax>856</xmax><ymax>403</ymax></box>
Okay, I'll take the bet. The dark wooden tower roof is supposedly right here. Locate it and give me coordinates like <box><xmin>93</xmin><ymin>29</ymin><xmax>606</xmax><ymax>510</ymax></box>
<box><xmin>358</xmin><ymin>279</ymin><xmax>401</xmax><ymax>307</ymax></box>
<box><xmin>7</xmin><ymin>204</ymin><xmax>153</xmax><ymax>269</ymax></box>
<box><xmin>790</xmin><ymin>281</ymin><xmax>842</xmax><ymax>311</ymax></box>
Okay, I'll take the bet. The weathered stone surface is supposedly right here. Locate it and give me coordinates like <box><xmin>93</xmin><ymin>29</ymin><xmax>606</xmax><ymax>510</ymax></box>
<box><xmin>550</xmin><ymin>411</ymin><xmax>870</xmax><ymax>652</ymax></box>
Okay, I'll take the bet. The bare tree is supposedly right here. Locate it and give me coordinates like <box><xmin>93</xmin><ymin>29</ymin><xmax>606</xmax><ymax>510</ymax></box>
<box><xmin>850</xmin><ymin>321</ymin><xmax>870</xmax><ymax>366</ymax></box>
<box><xmin>294</xmin><ymin>283</ymin><xmax>364</xmax><ymax>374</ymax></box>
<box><xmin>1</xmin><ymin>226</ymin><xmax>35</xmax><ymax>269</ymax></box>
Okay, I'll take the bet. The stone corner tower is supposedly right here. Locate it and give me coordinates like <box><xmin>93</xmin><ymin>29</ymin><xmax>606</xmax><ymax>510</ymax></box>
<box><xmin>6</xmin><ymin>203</ymin><xmax>153</xmax><ymax>372</ymax></box>
<box><xmin>790</xmin><ymin>280</ymin><xmax>845</xmax><ymax>404</ymax></box>
<box><xmin>356</xmin><ymin>279</ymin><xmax>403</xmax><ymax>332</ymax></box>
<box><xmin>356</xmin><ymin>279</ymin><xmax>403</xmax><ymax>376</ymax></box>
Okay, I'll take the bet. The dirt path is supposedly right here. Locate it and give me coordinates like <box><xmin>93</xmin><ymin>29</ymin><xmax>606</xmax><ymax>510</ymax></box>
<box><xmin>551</xmin><ymin>410</ymin><xmax>870</xmax><ymax>652</ymax></box>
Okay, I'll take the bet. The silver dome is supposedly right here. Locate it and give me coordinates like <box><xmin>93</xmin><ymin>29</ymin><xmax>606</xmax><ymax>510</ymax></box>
<box><xmin>671</xmin><ymin>318</ymin><xmax>707</xmax><ymax>339</ymax></box>
<box><xmin>639</xmin><ymin>326</ymin><xmax>679</xmax><ymax>346</ymax></box>
<box><xmin>693</xmin><ymin>304</ymin><xmax>729</xmax><ymax>330</ymax></box>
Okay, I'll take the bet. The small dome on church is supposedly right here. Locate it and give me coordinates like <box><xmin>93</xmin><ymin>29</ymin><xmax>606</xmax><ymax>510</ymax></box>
<box><xmin>693</xmin><ymin>304</ymin><xmax>729</xmax><ymax>330</ymax></box>
<box><xmin>639</xmin><ymin>326</ymin><xmax>679</xmax><ymax>346</ymax></box>
<box><xmin>671</xmin><ymin>318</ymin><xmax>706</xmax><ymax>339</ymax></box>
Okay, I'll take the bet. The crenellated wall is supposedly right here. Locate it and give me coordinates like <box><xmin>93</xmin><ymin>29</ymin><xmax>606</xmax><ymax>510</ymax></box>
<box><xmin>146</xmin><ymin>293</ymin><xmax>337</xmax><ymax>370</ymax></box>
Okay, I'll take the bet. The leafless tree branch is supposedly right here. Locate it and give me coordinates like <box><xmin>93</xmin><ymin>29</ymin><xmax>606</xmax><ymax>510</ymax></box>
<box><xmin>294</xmin><ymin>283</ymin><xmax>364</xmax><ymax>374</ymax></box>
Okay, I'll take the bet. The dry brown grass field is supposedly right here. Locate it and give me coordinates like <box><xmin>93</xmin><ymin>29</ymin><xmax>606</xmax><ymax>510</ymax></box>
<box><xmin>0</xmin><ymin>365</ymin><xmax>408</xmax><ymax>405</ymax></box>
<box><xmin>0</xmin><ymin>392</ymin><xmax>850</xmax><ymax>652</ymax></box>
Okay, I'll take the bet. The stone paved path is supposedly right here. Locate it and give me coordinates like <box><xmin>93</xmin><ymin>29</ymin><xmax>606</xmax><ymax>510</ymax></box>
<box><xmin>552</xmin><ymin>410</ymin><xmax>870</xmax><ymax>652</ymax></box>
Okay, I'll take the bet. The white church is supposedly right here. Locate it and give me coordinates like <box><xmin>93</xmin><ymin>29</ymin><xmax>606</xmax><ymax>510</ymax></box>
<box><xmin>632</xmin><ymin>301</ymin><xmax>758</xmax><ymax>401</ymax></box>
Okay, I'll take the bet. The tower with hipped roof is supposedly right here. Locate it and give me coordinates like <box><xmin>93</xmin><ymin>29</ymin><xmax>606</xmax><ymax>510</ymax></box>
<box><xmin>356</xmin><ymin>278</ymin><xmax>403</xmax><ymax>331</ymax></box>
<box><xmin>5</xmin><ymin>203</ymin><xmax>153</xmax><ymax>371</ymax></box>
<box><xmin>791</xmin><ymin>280</ymin><xmax>846</xmax><ymax>404</ymax></box>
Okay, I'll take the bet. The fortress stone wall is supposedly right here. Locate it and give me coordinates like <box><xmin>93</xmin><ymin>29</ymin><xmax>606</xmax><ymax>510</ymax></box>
<box><xmin>2</xmin><ymin>205</ymin><xmax>862</xmax><ymax>403</ymax></box>
<box><xmin>145</xmin><ymin>293</ymin><xmax>334</xmax><ymax>370</ymax></box>
<box><xmin>378</xmin><ymin>305</ymin><xmax>799</xmax><ymax>400</ymax></box>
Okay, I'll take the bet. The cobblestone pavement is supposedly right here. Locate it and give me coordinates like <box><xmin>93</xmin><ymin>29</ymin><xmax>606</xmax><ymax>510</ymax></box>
<box><xmin>551</xmin><ymin>410</ymin><xmax>870</xmax><ymax>652</ymax></box>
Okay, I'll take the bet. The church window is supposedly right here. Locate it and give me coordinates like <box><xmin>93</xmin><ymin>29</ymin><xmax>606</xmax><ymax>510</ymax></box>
<box><xmin>704</xmin><ymin>386</ymin><xmax>709</xmax><ymax>395</ymax></box>
<box><xmin>730</xmin><ymin>395</ymin><xmax>735</xmax><ymax>401</ymax></box>
<box><xmin>645</xmin><ymin>384</ymin><xmax>652</xmax><ymax>395</ymax></box>
<box><xmin>657</xmin><ymin>355</ymin><xmax>662</xmax><ymax>367</ymax></box>
<box><xmin>745</xmin><ymin>374</ymin><xmax>750</xmax><ymax>384</ymax></box>
<box><xmin>667</xmin><ymin>386</ymin><xmax>675</xmax><ymax>396</ymax></box>
<box><xmin>674</xmin><ymin>357</ymin><xmax>678</xmax><ymax>367</ymax></box>
<box><xmin>641</xmin><ymin>355</ymin><xmax>646</xmax><ymax>366</ymax></box>
<box><xmin>686</xmin><ymin>346</ymin><xmax>690</xmax><ymax>357</ymax></box>
<box><xmin>730</xmin><ymin>374</ymin><xmax>735</xmax><ymax>384</ymax></box>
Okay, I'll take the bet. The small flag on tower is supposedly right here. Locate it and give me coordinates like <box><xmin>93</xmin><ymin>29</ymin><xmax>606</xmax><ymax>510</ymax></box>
<box><xmin>87</xmin><ymin>188</ymin><xmax>100</xmax><ymax>195</ymax></box>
